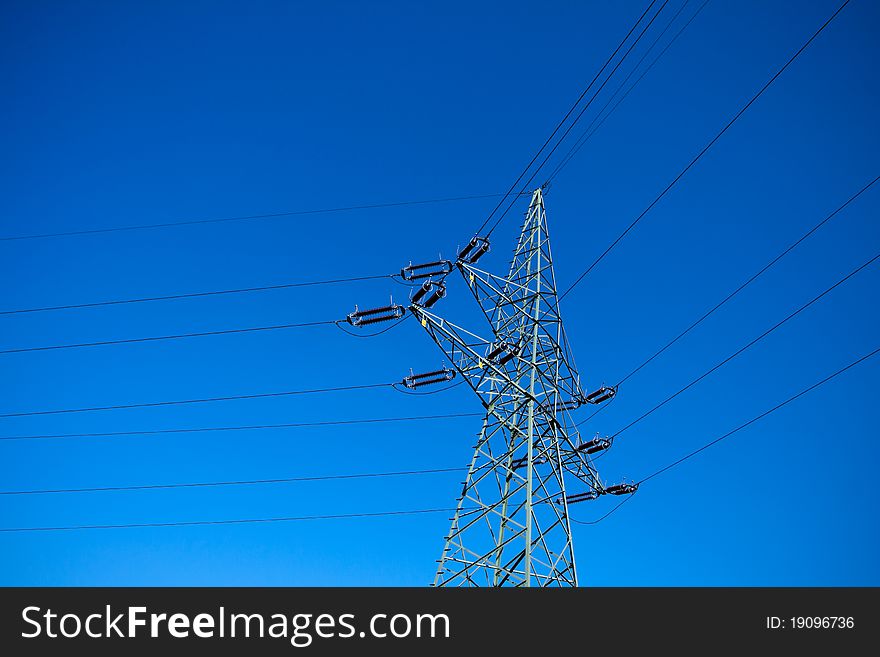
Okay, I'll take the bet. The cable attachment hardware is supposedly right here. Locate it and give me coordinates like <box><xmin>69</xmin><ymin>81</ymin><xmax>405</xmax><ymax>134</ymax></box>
<box><xmin>410</xmin><ymin>280</ymin><xmax>446</xmax><ymax>309</ymax></box>
<box><xmin>457</xmin><ymin>236</ymin><xmax>490</xmax><ymax>264</ymax></box>
<box><xmin>402</xmin><ymin>367</ymin><xmax>456</xmax><ymax>389</ymax></box>
<box><xmin>556</xmin><ymin>491</ymin><xmax>599</xmax><ymax>505</ymax></box>
<box><xmin>604</xmin><ymin>482</ymin><xmax>639</xmax><ymax>496</ymax></box>
<box><xmin>585</xmin><ymin>385</ymin><xmax>616</xmax><ymax>404</ymax></box>
<box><xmin>559</xmin><ymin>397</ymin><xmax>583</xmax><ymax>411</ymax></box>
<box><xmin>574</xmin><ymin>435</ymin><xmax>611</xmax><ymax>455</ymax></box>
<box><xmin>400</xmin><ymin>259</ymin><xmax>453</xmax><ymax>281</ymax></box>
<box><xmin>347</xmin><ymin>301</ymin><xmax>406</xmax><ymax>327</ymax></box>
<box><xmin>485</xmin><ymin>341</ymin><xmax>519</xmax><ymax>366</ymax></box>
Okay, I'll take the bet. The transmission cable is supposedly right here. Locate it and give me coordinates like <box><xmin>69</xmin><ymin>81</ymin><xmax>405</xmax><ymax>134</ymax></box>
<box><xmin>0</xmin><ymin>411</ymin><xmax>482</xmax><ymax>442</ymax></box>
<box><xmin>611</xmin><ymin>248</ymin><xmax>880</xmax><ymax>440</ymax></box>
<box><xmin>11</xmin><ymin>348</ymin><xmax>875</xmax><ymax>528</ymax></box>
<box><xmin>570</xmin><ymin>495</ymin><xmax>635</xmax><ymax>526</ymax></box>
<box><xmin>0</xmin><ymin>273</ymin><xmax>396</xmax><ymax>317</ymax></box>
<box><xmin>0</xmin><ymin>382</ymin><xmax>394</xmax><ymax>419</ymax></box>
<box><xmin>574</xmin><ymin>176</ymin><xmax>880</xmax><ymax>427</ymax></box>
<box><xmin>8</xmin><ymin>340</ymin><xmax>873</xmax><ymax>525</ymax></box>
<box><xmin>0</xmin><ymin>193</ymin><xmax>515</xmax><ymax>243</ymax></box>
<box><xmin>547</xmin><ymin>0</ymin><xmax>710</xmax><ymax>183</ymax></box>
<box><xmin>558</xmin><ymin>0</ymin><xmax>851</xmax><ymax>301</ymax></box>
<box><xmin>333</xmin><ymin>313</ymin><xmax>411</xmax><ymax>338</ymax></box>
<box><xmin>574</xmin><ymin>344</ymin><xmax>880</xmax><ymax>525</ymax></box>
<box><xmin>484</xmin><ymin>0</ymin><xmax>672</xmax><ymax>238</ymax></box>
<box><xmin>0</xmin><ymin>466</ymin><xmax>467</xmax><ymax>496</ymax></box>
<box><xmin>472</xmin><ymin>0</ymin><xmax>662</xmax><ymax>237</ymax></box>
<box><xmin>11</xmin><ymin>348</ymin><xmax>873</xmax><ymax>530</ymax></box>
<box><xmin>391</xmin><ymin>379</ymin><xmax>465</xmax><ymax>396</ymax></box>
<box><xmin>617</xmin><ymin>173</ymin><xmax>880</xmax><ymax>387</ymax></box>
<box><xmin>636</xmin><ymin>344</ymin><xmax>880</xmax><ymax>485</ymax></box>
<box><xmin>574</xmin><ymin>174</ymin><xmax>878</xmax><ymax>430</ymax></box>
<box><xmin>0</xmin><ymin>319</ymin><xmax>337</xmax><ymax>356</ymax></box>
<box><xmin>0</xmin><ymin>507</ymin><xmax>465</xmax><ymax>534</ymax></box>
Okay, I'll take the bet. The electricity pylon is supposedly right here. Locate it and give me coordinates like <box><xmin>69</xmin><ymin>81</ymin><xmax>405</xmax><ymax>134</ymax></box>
<box><xmin>410</xmin><ymin>188</ymin><xmax>628</xmax><ymax>587</ymax></box>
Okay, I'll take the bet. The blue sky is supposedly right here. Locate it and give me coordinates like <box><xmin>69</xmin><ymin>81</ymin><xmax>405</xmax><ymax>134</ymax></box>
<box><xmin>1</xmin><ymin>0</ymin><xmax>878</xmax><ymax>586</ymax></box>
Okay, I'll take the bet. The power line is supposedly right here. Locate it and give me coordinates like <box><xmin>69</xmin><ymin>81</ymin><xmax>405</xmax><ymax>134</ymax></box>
<box><xmin>547</xmin><ymin>0</ymin><xmax>711</xmax><ymax>183</ymax></box>
<box><xmin>333</xmin><ymin>314</ymin><xmax>411</xmax><ymax>339</ymax></box>
<box><xmin>0</xmin><ymin>193</ymin><xmax>514</xmax><ymax>243</ymax></box>
<box><xmin>9</xmin><ymin>346</ymin><xmax>876</xmax><ymax>524</ymax></box>
<box><xmin>484</xmin><ymin>0</ymin><xmax>673</xmax><ymax>237</ymax></box>
<box><xmin>8</xmin><ymin>348</ymin><xmax>875</xmax><ymax>531</ymax></box>
<box><xmin>574</xmin><ymin>393</ymin><xmax>615</xmax><ymax>429</ymax></box>
<box><xmin>615</xmin><ymin>173</ymin><xmax>880</xmax><ymax>386</ymax></box>
<box><xmin>612</xmin><ymin>248</ymin><xmax>880</xmax><ymax>440</ymax></box>
<box><xmin>8</xmin><ymin>231</ymin><xmax>868</xmax><ymax>420</ymax></box>
<box><xmin>574</xmin><ymin>178</ymin><xmax>878</xmax><ymax>431</ymax></box>
<box><xmin>0</xmin><ymin>382</ymin><xmax>393</xmax><ymax>419</ymax></box>
<box><xmin>391</xmin><ymin>379</ymin><xmax>465</xmax><ymax>396</ymax></box>
<box><xmin>0</xmin><ymin>274</ymin><xmax>395</xmax><ymax>317</ymax></box>
<box><xmin>473</xmin><ymin>0</ymin><xmax>662</xmax><ymax>237</ymax></box>
<box><xmin>570</xmin><ymin>495</ymin><xmax>635</xmax><ymax>526</ymax></box>
<box><xmin>0</xmin><ymin>466</ymin><xmax>467</xmax><ymax>496</ymax></box>
<box><xmin>0</xmin><ymin>318</ymin><xmax>337</xmax><ymax>356</ymax></box>
<box><xmin>575</xmin><ymin>345</ymin><xmax>880</xmax><ymax>526</ymax></box>
<box><xmin>558</xmin><ymin>0</ymin><xmax>851</xmax><ymax>301</ymax></box>
<box><xmin>637</xmin><ymin>344</ymin><xmax>880</xmax><ymax>485</ymax></box>
<box><xmin>0</xmin><ymin>507</ymin><xmax>464</xmax><ymax>534</ymax></box>
<box><xmin>0</xmin><ymin>411</ymin><xmax>482</xmax><ymax>442</ymax></box>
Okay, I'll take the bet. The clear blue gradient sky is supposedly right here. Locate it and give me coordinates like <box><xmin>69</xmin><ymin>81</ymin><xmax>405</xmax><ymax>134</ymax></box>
<box><xmin>1</xmin><ymin>0</ymin><xmax>878</xmax><ymax>586</ymax></box>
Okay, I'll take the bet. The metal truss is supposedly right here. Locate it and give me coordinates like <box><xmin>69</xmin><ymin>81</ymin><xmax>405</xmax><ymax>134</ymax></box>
<box><xmin>411</xmin><ymin>188</ymin><xmax>612</xmax><ymax>587</ymax></box>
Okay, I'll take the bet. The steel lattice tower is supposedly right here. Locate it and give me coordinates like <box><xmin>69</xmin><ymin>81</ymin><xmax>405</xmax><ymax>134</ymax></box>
<box><xmin>410</xmin><ymin>188</ymin><xmax>623</xmax><ymax>587</ymax></box>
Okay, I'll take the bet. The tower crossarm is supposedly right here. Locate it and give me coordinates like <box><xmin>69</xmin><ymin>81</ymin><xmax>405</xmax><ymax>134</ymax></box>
<box><xmin>411</xmin><ymin>304</ymin><xmax>603</xmax><ymax>493</ymax></box>
<box><xmin>456</xmin><ymin>261</ymin><xmax>585</xmax><ymax>403</ymax></box>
